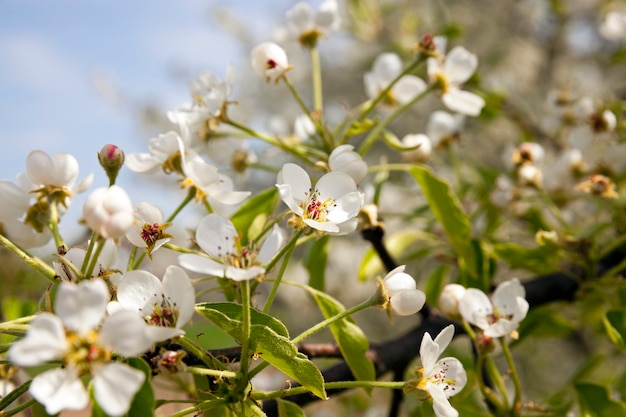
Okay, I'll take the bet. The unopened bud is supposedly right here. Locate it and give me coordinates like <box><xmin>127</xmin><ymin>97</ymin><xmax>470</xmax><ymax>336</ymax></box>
<box><xmin>98</xmin><ymin>144</ymin><xmax>125</xmax><ymax>186</ymax></box>
<box><xmin>438</xmin><ymin>283</ymin><xmax>466</xmax><ymax>320</ymax></box>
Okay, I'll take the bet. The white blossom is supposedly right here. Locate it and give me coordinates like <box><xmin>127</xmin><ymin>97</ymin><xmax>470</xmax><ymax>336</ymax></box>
<box><xmin>179</xmin><ymin>214</ymin><xmax>284</xmax><ymax>281</ymax></box>
<box><xmin>83</xmin><ymin>185</ymin><xmax>135</xmax><ymax>239</ymax></box>
<box><xmin>8</xmin><ymin>279</ymin><xmax>154</xmax><ymax>416</ymax></box>
<box><xmin>599</xmin><ymin>11</ymin><xmax>626</xmax><ymax>41</ymax></box>
<box><xmin>284</xmin><ymin>0</ymin><xmax>341</xmax><ymax>46</ymax></box>
<box><xmin>125</xmin><ymin>202</ymin><xmax>171</xmax><ymax>255</ymax></box>
<box><xmin>276</xmin><ymin>163</ymin><xmax>364</xmax><ymax>235</ymax></box>
<box><xmin>459</xmin><ymin>278</ymin><xmax>529</xmax><ymax>338</ymax></box>
<box><xmin>383</xmin><ymin>265</ymin><xmax>426</xmax><ymax>316</ymax></box>
<box><xmin>328</xmin><ymin>145</ymin><xmax>368</xmax><ymax>184</ymax></box>
<box><xmin>251</xmin><ymin>42</ymin><xmax>290</xmax><ymax>82</ymax></box>
<box><xmin>364</xmin><ymin>53</ymin><xmax>427</xmax><ymax>107</ymax></box>
<box><xmin>401</xmin><ymin>133</ymin><xmax>433</xmax><ymax>162</ymax></box>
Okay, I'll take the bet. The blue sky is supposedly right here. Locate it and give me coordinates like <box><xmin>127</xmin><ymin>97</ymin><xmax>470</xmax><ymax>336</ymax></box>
<box><xmin>0</xmin><ymin>0</ymin><xmax>293</xmax><ymax>183</ymax></box>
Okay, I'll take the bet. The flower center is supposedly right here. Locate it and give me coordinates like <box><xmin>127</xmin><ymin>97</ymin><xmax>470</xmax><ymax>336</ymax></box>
<box><xmin>146</xmin><ymin>295</ymin><xmax>179</xmax><ymax>327</ymax></box>
<box><xmin>302</xmin><ymin>188</ymin><xmax>335</xmax><ymax>222</ymax></box>
<box><xmin>219</xmin><ymin>235</ymin><xmax>259</xmax><ymax>270</ymax></box>
<box><xmin>141</xmin><ymin>223</ymin><xmax>164</xmax><ymax>245</ymax></box>
<box><xmin>64</xmin><ymin>330</ymin><xmax>112</xmax><ymax>376</ymax></box>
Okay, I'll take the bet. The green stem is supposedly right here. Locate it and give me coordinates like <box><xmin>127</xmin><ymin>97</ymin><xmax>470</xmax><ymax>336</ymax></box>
<box><xmin>168</xmin><ymin>398</ymin><xmax>230</xmax><ymax>417</ymax></box>
<box><xmin>239</xmin><ymin>280</ymin><xmax>252</xmax><ymax>378</ymax></box>
<box><xmin>177</xmin><ymin>336</ymin><xmax>226</xmax><ymax>370</ymax></box>
<box><xmin>167</xmin><ymin>187</ymin><xmax>196</xmax><ymax>223</ymax></box>
<box><xmin>358</xmin><ymin>85</ymin><xmax>435</xmax><ymax>156</ymax></box>
<box><xmin>357</xmin><ymin>54</ymin><xmax>426</xmax><ymax>122</ymax></box>
<box><xmin>186</xmin><ymin>367</ymin><xmax>237</xmax><ymax>379</ymax></box>
<box><xmin>476</xmin><ymin>354</ymin><xmax>506</xmax><ymax>413</ymax></box>
<box><xmin>282</xmin><ymin>76</ymin><xmax>313</xmax><ymax>120</ymax></box>
<box><xmin>83</xmin><ymin>239</ymin><xmax>106</xmax><ymax>280</ymax></box>
<box><xmin>3</xmin><ymin>398</ymin><xmax>36</xmax><ymax>417</ymax></box>
<box><xmin>250</xmin><ymin>380</ymin><xmax>405</xmax><ymax>401</ymax></box>
<box><xmin>47</xmin><ymin>202</ymin><xmax>65</xmax><ymax>249</ymax></box>
<box><xmin>80</xmin><ymin>231</ymin><xmax>98</xmax><ymax>275</ymax></box>
<box><xmin>310</xmin><ymin>46</ymin><xmax>323</xmax><ymax>112</ymax></box>
<box><xmin>292</xmin><ymin>296</ymin><xmax>377</xmax><ymax>344</ymax></box>
<box><xmin>485</xmin><ymin>353</ymin><xmax>510</xmax><ymax>410</ymax></box>
<box><xmin>500</xmin><ymin>338</ymin><xmax>522</xmax><ymax>415</ymax></box>
<box><xmin>0</xmin><ymin>233</ymin><xmax>56</xmax><ymax>282</ymax></box>
<box><xmin>262</xmin><ymin>229</ymin><xmax>304</xmax><ymax>314</ymax></box>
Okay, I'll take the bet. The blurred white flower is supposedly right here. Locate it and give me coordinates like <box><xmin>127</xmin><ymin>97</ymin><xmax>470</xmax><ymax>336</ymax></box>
<box><xmin>401</xmin><ymin>133</ymin><xmax>433</xmax><ymax>162</ymax></box>
<box><xmin>189</xmin><ymin>69</ymin><xmax>233</xmax><ymax>118</ymax></box>
<box><xmin>179</xmin><ymin>214</ymin><xmax>284</xmax><ymax>281</ymax></box>
<box><xmin>285</xmin><ymin>0</ymin><xmax>341</xmax><ymax>47</ymax></box>
<box><xmin>599</xmin><ymin>11</ymin><xmax>626</xmax><ymax>41</ymax></box>
<box><xmin>438</xmin><ymin>284</ymin><xmax>466</xmax><ymax>320</ymax></box>
<box><xmin>427</xmin><ymin>46</ymin><xmax>485</xmax><ymax>116</ymax></box>
<box><xmin>276</xmin><ymin>163</ymin><xmax>364</xmax><ymax>235</ymax></box>
<box><xmin>459</xmin><ymin>278</ymin><xmax>529</xmax><ymax>338</ymax></box>
<box><xmin>511</xmin><ymin>142</ymin><xmax>545</xmax><ymax>166</ymax></box>
<box><xmin>251</xmin><ymin>42</ymin><xmax>290</xmax><ymax>82</ymax></box>
<box><xmin>8</xmin><ymin>279</ymin><xmax>154</xmax><ymax>416</ymax></box>
<box><xmin>294</xmin><ymin>114</ymin><xmax>317</xmax><ymax>141</ymax></box>
<box><xmin>382</xmin><ymin>265</ymin><xmax>426</xmax><ymax>316</ymax></box>
<box><xmin>426</xmin><ymin>111</ymin><xmax>465</xmax><ymax>148</ymax></box>
<box><xmin>328</xmin><ymin>144</ymin><xmax>368</xmax><ymax>184</ymax></box>
<box><xmin>126</xmin><ymin>131</ymin><xmax>193</xmax><ymax>175</ymax></box>
<box><xmin>364</xmin><ymin>53</ymin><xmax>427</xmax><ymax>107</ymax></box>
<box><xmin>181</xmin><ymin>157</ymin><xmax>250</xmax><ymax>205</ymax></box>
<box><xmin>83</xmin><ymin>185</ymin><xmax>135</xmax><ymax>240</ymax></box>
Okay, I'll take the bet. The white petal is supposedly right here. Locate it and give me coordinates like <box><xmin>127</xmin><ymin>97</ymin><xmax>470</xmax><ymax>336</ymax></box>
<box><xmin>316</xmin><ymin>171</ymin><xmax>357</xmax><ymax>200</ymax></box>
<box><xmin>442</xmin><ymin>46</ymin><xmax>478</xmax><ymax>85</ymax></box>
<box><xmin>196</xmin><ymin>214</ymin><xmax>238</xmax><ymax>257</ymax></box>
<box><xmin>251</xmin><ymin>42</ymin><xmax>289</xmax><ymax>80</ymax></box>
<box><xmin>257</xmin><ymin>225</ymin><xmax>285</xmax><ymax>264</ymax></box>
<box><xmin>485</xmin><ymin>320</ymin><xmax>517</xmax><ymax>338</ymax></box>
<box><xmin>427</xmin><ymin>111</ymin><xmax>462</xmax><ymax>143</ymax></box>
<box><xmin>512</xmin><ymin>297</ymin><xmax>529</xmax><ymax>323</ymax></box>
<box><xmin>48</xmin><ymin>152</ymin><xmax>79</xmax><ymax>187</ymax></box>
<box><xmin>99</xmin><ymin>310</ymin><xmax>155</xmax><ymax>356</ymax></box>
<box><xmin>93</xmin><ymin>363</ymin><xmax>145</xmax><ymax>417</ymax></box>
<box><xmin>315</xmin><ymin>0</ymin><xmax>340</xmax><ymax>32</ymax></box>
<box><xmin>390</xmin><ymin>290</ymin><xmax>425</xmax><ymax>316</ymax></box>
<box><xmin>428</xmin><ymin>382</ymin><xmax>458</xmax><ymax>417</ymax></box>
<box><xmin>30</xmin><ymin>368</ymin><xmax>88</xmax><ymax>415</ymax></box>
<box><xmin>178</xmin><ymin>253</ymin><xmax>226</xmax><ymax>276</ymax></box>
<box><xmin>225</xmin><ymin>265</ymin><xmax>266</xmax><ymax>281</ymax></box>
<box><xmin>136</xmin><ymin>202</ymin><xmax>165</xmax><ymax>223</ymax></box>
<box><xmin>372</xmin><ymin>53</ymin><xmax>402</xmax><ymax>85</ymax></box>
<box><xmin>328</xmin><ymin>145</ymin><xmax>368</xmax><ymax>184</ymax></box>
<box><xmin>458</xmin><ymin>288</ymin><xmax>492</xmax><ymax>330</ymax></box>
<box><xmin>8</xmin><ymin>314</ymin><xmax>67</xmax><ymax>366</ymax></box>
<box><xmin>55</xmin><ymin>279</ymin><xmax>109</xmax><ymax>335</ymax></box>
<box><xmin>276</xmin><ymin>183</ymin><xmax>304</xmax><ymax>215</ymax></box>
<box><xmin>433</xmin><ymin>324</ymin><xmax>455</xmax><ymax>353</ymax></box>
<box><xmin>116</xmin><ymin>270</ymin><xmax>162</xmax><ymax>313</ymax></box>
<box><xmin>384</xmin><ymin>271</ymin><xmax>416</xmax><ymax>296</ymax></box>
<box><xmin>125</xmin><ymin>153</ymin><xmax>161</xmax><ymax>173</ymax></box>
<box><xmin>286</xmin><ymin>2</ymin><xmax>314</xmax><ymax>33</ymax></box>
<box><xmin>333</xmin><ymin>217</ymin><xmax>359</xmax><ymax>235</ymax></box>
<box><xmin>327</xmin><ymin>191</ymin><xmax>364</xmax><ymax>222</ymax></box>
<box><xmin>162</xmin><ymin>265</ymin><xmax>195</xmax><ymax>327</ymax></box>
<box><xmin>493</xmin><ymin>278</ymin><xmax>526</xmax><ymax>316</ymax></box>
<box><xmin>303</xmin><ymin>218</ymin><xmax>340</xmax><ymax>233</ymax></box>
<box><xmin>277</xmin><ymin>163</ymin><xmax>311</xmax><ymax>201</ymax></box>
<box><xmin>0</xmin><ymin>180</ymin><xmax>29</xmax><ymax>218</ymax></box>
<box><xmin>442</xmin><ymin>89</ymin><xmax>485</xmax><ymax>117</ymax></box>
<box><xmin>434</xmin><ymin>357</ymin><xmax>467</xmax><ymax>396</ymax></box>
<box><xmin>420</xmin><ymin>332</ymin><xmax>439</xmax><ymax>374</ymax></box>
<box><xmin>392</xmin><ymin>75</ymin><xmax>427</xmax><ymax>104</ymax></box>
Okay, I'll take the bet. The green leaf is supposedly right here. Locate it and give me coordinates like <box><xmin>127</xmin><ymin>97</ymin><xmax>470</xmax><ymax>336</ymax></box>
<box><xmin>409</xmin><ymin>165</ymin><xmax>477</xmax><ymax>282</ymax></box>
<box><xmin>249</xmin><ymin>324</ymin><xmax>326</xmax><ymax>399</ymax></box>
<box><xmin>491</xmin><ymin>242</ymin><xmax>560</xmax><ymax>275</ymax></box>
<box><xmin>196</xmin><ymin>302</ymin><xmax>289</xmax><ymax>338</ymax></box>
<box><xmin>575</xmin><ymin>382</ymin><xmax>626</xmax><ymax>417</ymax></box>
<box><xmin>196</xmin><ymin>302</ymin><xmax>326</xmax><ymax>399</ymax></box>
<box><xmin>277</xmin><ymin>399</ymin><xmax>305</xmax><ymax>417</ymax></box>
<box><xmin>304</xmin><ymin>235</ymin><xmax>330</xmax><ymax>291</ymax></box>
<box><xmin>306</xmin><ymin>287</ymin><xmax>376</xmax><ymax>385</ymax></box>
<box><xmin>358</xmin><ymin>230</ymin><xmax>424</xmax><ymax>282</ymax></box>
<box><xmin>423</xmin><ymin>264</ymin><xmax>449</xmax><ymax>307</ymax></box>
<box><xmin>346</xmin><ymin>118</ymin><xmax>377</xmax><ymax>136</ymax></box>
<box><xmin>514</xmin><ymin>305</ymin><xmax>575</xmax><ymax>344</ymax></box>
<box><xmin>604</xmin><ymin>310</ymin><xmax>626</xmax><ymax>351</ymax></box>
<box><xmin>230</xmin><ymin>187</ymin><xmax>279</xmax><ymax>243</ymax></box>
<box><xmin>125</xmin><ymin>357</ymin><xmax>154</xmax><ymax>417</ymax></box>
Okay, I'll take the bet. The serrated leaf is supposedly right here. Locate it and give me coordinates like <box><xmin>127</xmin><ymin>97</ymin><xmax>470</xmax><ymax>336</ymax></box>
<box><xmin>575</xmin><ymin>382</ymin><xmax>626</xmax><ymax>417</ymax></box>
<box><xmin>304</xmin><ymin>235</ymin><xmax>329</xmax><ymax>291</ymax></box>
<box><xmin>409</xmin><ymin>165</ymin><xmax>477</xmax><ymax>282</ymax></box>
<box><xmin>604</xmin><ymin>310</ymin><xmax>626</xmax><ymax>351</ymax></box>
<box><xmin>196</xmin><ymin>302</ymin><xmax>326</xmax><ymax>399</ymax></box>
<box><xmin>250</xmin><ymin>324</ymin><xmax>326</xmax><ymax>399</ymax></box>
<box><xmin>305</xmin><ymin>287</ymin><xmax>375</xmax><ymax>386</ymax></box>
<box><xmin>277</xmin><ymin>399</ymin><xmax>305</xmax><ymax>417</ymax></box>
<box><xmin>196</xmin><ymin>302</ymin><xmax>289</xmax><ymax>338</ymax></box>
<box><xmin>230</xmin><ymin>187</ymin><xmax>279</xmax><ymax>243</ymax></box>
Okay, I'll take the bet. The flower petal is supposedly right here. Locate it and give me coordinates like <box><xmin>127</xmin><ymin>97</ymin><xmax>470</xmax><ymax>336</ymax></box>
<box><xmin>442</xmin><ymin>89</ymin><xmax>485</xmax><ymax>117</ymax></box>
<box><xmin>420</xmin><ymin>331</ymin><xmax>439</xmax><ymax>374</ymax></box>
<box><xmin>257</xmin><ymin>224</ymin><xmax>285</xmax><ymax>264</ymax></box>
<box><xmin>433</xmin><ymin>324</ymin><xmax>455</xmax><ymax>353</ymax></box>
<box><xmin>390</xmin><ymin>290</ymin><xmax>425</xmax><ymax>316</ymax></box>
<box><xmin>116</xmin><ymin>270</ymin><xmax>162</xmax><ymax>313</ymax></box>
<box><xmin>30</xmin><ymin>368</ymin><xmax>88</xmax><ymax>415</ymax></box>
<box><xmin>195</xmin><ymin>214</ymin><xmax>238</xmax><ymax>257</ymax></box>
<box><xmin>8</xmin><ymin>313</ymin><xmax>67</xmax><ymax>366</ymax></box>
<box><xmin>55</xmin><ymin>279</ymin><xmax>109</xmax><ymax>335</ymax></box>
<box><xmin>93</xmin><ymin>362</ymin><xmax>145</xmax><ymax>417</ymax></box>
<box><xmin>492</xmin><ymin>278</ymin><xmax>525</xmax><ymax>316</ymax></box>
<box><xmin>392</xmin><ymin>75</ymin><xmax>427</xmax><ymax>104</ymax></box>
<box><xmin>162</xmin><ymin>265</ymin><xmax>195</xmax><ymax>326</ymax></box>
<box><xmin>427</xmin><ymin>382</ymin><xmax>458</xmax><ymax>417</ymax></box>
<box><xmin>277</xmin><ymin>163</ymin><xmax>311</xmax><ymax>202</ymax></box>
<box><xmin>178</xmin><ymin>253</ymin><xmax>226</xmax><ymax>276</ymax></box>
<box><xmin>99</xmin><ymin>310</ymin><xmax>155</xmax><ymax>356</ymax></box>
<box><xmin>442</xmin><ymin>46</ymin><xmax>477</xmax><ymax>85</ymax></box>
<box><xmin>458</xmin><ymin>288</ymin><xmax>492</xmax><ymax>330</ymax></box>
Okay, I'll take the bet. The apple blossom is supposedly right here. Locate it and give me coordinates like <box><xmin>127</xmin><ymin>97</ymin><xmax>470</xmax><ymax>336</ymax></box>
<box><xmin>109</xmin><ymin>265</ymin><xmax>195</xmax><ymax>341</ymax></box>
<box><xmin>402</xmin><ymin>133</ymin><xmax>433</xmax><ymax>162</ymax></box>
<box><xmin>382</xmin><ymin>265</ymin><xmax>426</xmax><ymax>316</ymax></box>
<box><xmin>459</xmin><ymin>278</ymin><xmax>529</xmax><ymax>338</ymax></box>
<box><xmin>251</xmin><ymin>42</ymin><xmax>290</xmax><ymax>82</ymax></box>
<box><xmin>276</xmin><ymin>163</ymin><xmax>364</xmax><ymax>235</ymax></box>
<box><xmin>406</xmin><ymin>325</ymin><xmax>467</xmax><ymax>417</ymax></box>
<box><xmin>427</xmin><ymin>46</ymin><xmax>485</xmax><ymax>116</ymax></box>
<box><xmin>284</xmin><ymin>0</ymin><xmax>341</xmax><ymax>47</ymax></box>
<box><xmin>181</xmin><ymin>157</ymin><xmax>251</xmax><ymax>205</ymax></box>
<box><xmin>83</xmin><ymin>185</ymin><xmax>135</xmax><ymax>239</ymax></box>
<box><xmin>364</xmin><ymin>52</ymin><xmax>427</xmax><ymax>107</ymax></box>
<box><xmin>178</xmin><ymin>214</ymin><xmax>285</xmax><ymax>281</ymax></box>
<box><xmin>426</xmin><ymin>111</ymin><xmax>465</xmax><ymax>148</ymax></box>
<box><xmin>189</xmin><ymin>68</ymin><xmax>233</xmax><ymax>118</ymax></box>
<box><xmin>328</xmin><ymin>144</ymin><xmax>368</xmax><ymax>184</ymax></box>
<box><xmin>7</xmin><ymin>279</ymin><xmax>155</xmax><ymax>416</ymax></box>
<box><xmin>438</xmin><ymin>284</ymin><xmax>466</xmax><ymax>320</ymax></box>
<box><xmin>126</xmin><ymin>131</ymin><xmax>195</xmax><ymax>175</ymax></box>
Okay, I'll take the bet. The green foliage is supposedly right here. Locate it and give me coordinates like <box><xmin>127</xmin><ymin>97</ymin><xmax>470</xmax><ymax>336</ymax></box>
<box><xmin>515</xmin><ymin>304</ymin><xmax>575</xmax><ymax>344</ymax></box>
<box><xmin>196</xmin><ymin>302</ymin><xmax>326</xmax><ymax>399</ymax></box>
<box><xmin>575</xmin><ymin>382</ymin><xmax>626</xmax><ymax>417</ymax></box>
<box><xmin>491</xmin><ymin>241</ymin><xmax>561</xmax><ymax>275</ymax></box>
<box><xmin>230</xmin><ymin>187</ymin><xmax>280</xmax><ymax>243</ymax></box>
<box><xmin>276</xmin><ymin>399</ymin><xmax>305</xmax><ymax>417</ymax></box>
<box><xmin>306</xmin><ymin>287</ymin><xmax>376</xmax><ymax>386</ymax></box>
<box><xmin>304</xmin><ymin>235</ymin><xmax>329</xmax><ymax>291</ymax></box>
<box><xmin>604</xmin><ymin>309</ymin><xmax>626</xmax><ymax>351</ymax></box>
